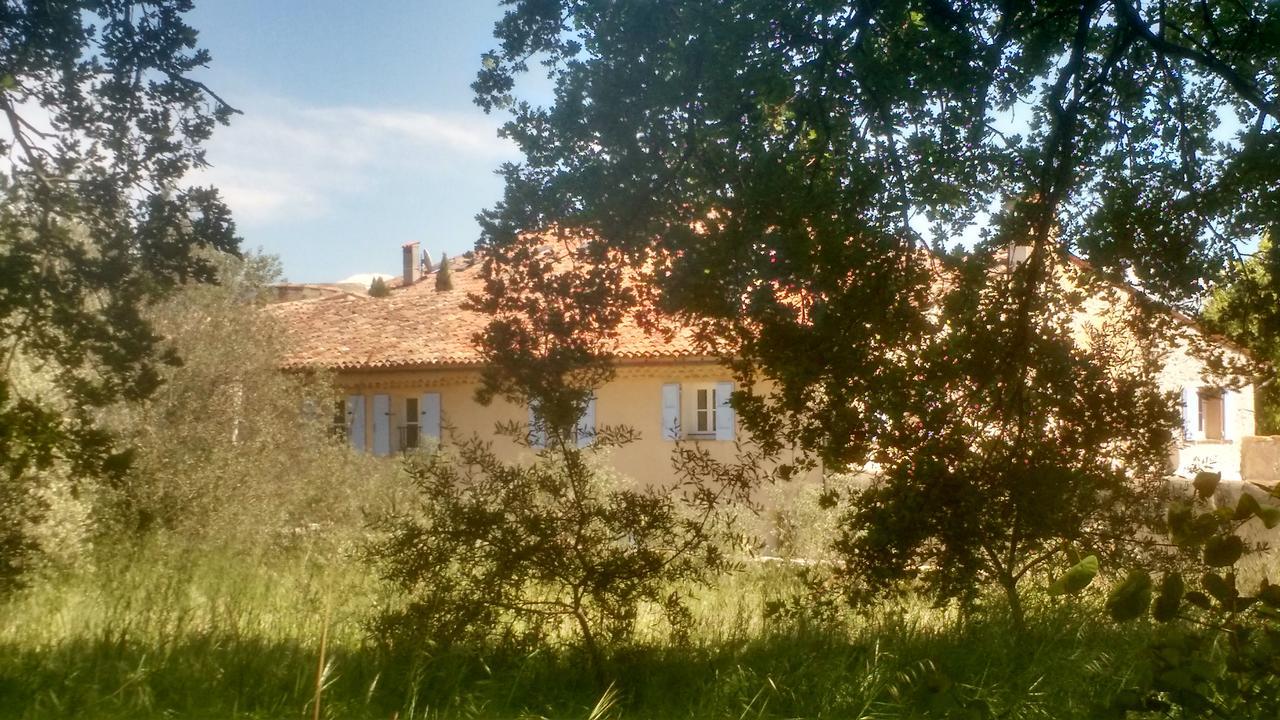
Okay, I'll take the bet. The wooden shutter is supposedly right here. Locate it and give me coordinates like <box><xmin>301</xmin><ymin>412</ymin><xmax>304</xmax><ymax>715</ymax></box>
<box><xmin>662</xmin><ymin>383</ymin><xmax>681</xmax><ymax>440</ymax></box>
<box><xmin>420</xmin><ymin>392</ymin><xmax>442</xmax><ymax>443</ymax></box>
<box><xmin>577</xmin><ymin>394</ymin><xmax>597</xmax><ymax>448</ymax></box>
<box><xmin>372</xmin><ymin>394</ymin><xmax>391</xmax><ymax>456</ymax></box>
<box><xmin>347</xmin><ymin>395</ymin><xmax>365</xmax><ymax>451</ymax></box>
<box><xmin>715</xmin><ymin>381</ymin><xmax>735</xmax><ymax>441</ymax></box>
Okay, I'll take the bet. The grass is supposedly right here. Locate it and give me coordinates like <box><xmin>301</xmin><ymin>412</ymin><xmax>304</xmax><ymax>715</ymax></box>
<box><xmin>0</xmin><ymin>540</ymin><xmax>1159</xmax><ymax>720</ymax></box>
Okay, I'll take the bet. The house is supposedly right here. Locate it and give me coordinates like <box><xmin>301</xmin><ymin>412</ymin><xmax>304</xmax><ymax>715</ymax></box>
<box><xmin>268</xmin><ymin>240</ymin><xmax>1259</xmax><ymax>483</ymax></box>
<box><xmin>269</xmin><ymin>242</ymin><xmax>757</xmax><ymax>485</ymax></box>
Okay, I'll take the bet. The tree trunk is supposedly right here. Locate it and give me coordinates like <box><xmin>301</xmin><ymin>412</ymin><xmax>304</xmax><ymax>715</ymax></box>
<box><xmin>1001</xmin><ymin>575</ymin><xmax>1026</xmax><ymax>634</ymax></box>
<box><xmin>573</xmin><ymin>606</ymin><xmax>606</xmax><ymax>685</ymax></box>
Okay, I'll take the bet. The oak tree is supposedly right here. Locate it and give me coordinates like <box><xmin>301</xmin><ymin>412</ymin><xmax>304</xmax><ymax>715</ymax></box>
<box><xmin>0</xmin><ymin>1</ymin><xmax>238</xmax><ymax>587</ymax></box>
<box><xmin>471</xmin><ymin>1</ymin><xmax>1279</xmax><ymax>614</ymax></box>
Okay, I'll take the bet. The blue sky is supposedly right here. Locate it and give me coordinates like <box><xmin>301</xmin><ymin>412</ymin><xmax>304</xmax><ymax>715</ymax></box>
<box><xmin>186</xmin><ymin>1</ymin><xmax>532</xmax><ymax>282</ymax></box>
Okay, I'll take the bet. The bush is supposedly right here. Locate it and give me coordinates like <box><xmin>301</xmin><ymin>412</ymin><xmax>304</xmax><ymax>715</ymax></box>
<box><xmin>364</xmin><ymin>426</ymin><xmax>744</xmax><ymax>672</ymax></box>
<box><xmin>1084</xmin><ymin>472</ymin><xmax>1280</xmax><ymax>718</ymax></box>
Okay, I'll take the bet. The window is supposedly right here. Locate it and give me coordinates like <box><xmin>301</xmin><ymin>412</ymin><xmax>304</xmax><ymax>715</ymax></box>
<box><xmin>330</xmin><ymin>398</ymin><xmax>347</xmax><ymax>439</ymax></box>
<box><xmin>401</xmin><ymin>396</ymin><xmax>420</xmax><ymax>450</ymax></box>
<box><xmin>663</xmin><ymin>381</ymin><xmax>735</xmax><ymax>441</ymax></box>
<box><xmin>528</xmin><ymin>394</ymin><xmax>597</xmax><ymax>448</ymax></box>
<box><xmin>693</xmin><ymin>386</ymin><xmax>717</xmax><ymax>436</ymax></box>
<box><xmin>1183</xmin><ymin>386</ymin><xmax>1235</xmax><ymax>443</ymax></box>
<box><xmin>1199</xmin><ymin>389</ymin><xmax>1224</xmax><ymax>441</ymax></box>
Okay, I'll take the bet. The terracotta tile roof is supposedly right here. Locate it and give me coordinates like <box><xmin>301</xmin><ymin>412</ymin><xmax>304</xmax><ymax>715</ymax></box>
<box><xmin>268</xmin><ymin>255</ymin><xmax>703</xmax><ymax>371</ymax></box>
<box><xmin>269</xmin><ymin>245</ymin><xmax>1251</xmax><ymax>372</ymax></box>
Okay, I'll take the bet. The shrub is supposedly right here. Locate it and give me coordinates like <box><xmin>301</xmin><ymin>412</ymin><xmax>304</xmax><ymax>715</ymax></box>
<box><xmin>363</xmin><ymin>425</ymin><xmax>744</xmax><ymax>672</ymax></box>
<box><xmin>1076</xmin><ymin>472</ymin><xmax>1280</xmax><ymax>718</ymax></box>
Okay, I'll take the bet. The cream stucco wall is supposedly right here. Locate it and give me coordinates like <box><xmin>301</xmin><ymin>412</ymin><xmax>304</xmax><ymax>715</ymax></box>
<box><xmin>333</xmin><ymin>360</ymin><xmax>802</xmax><ymax>488</ymax></box>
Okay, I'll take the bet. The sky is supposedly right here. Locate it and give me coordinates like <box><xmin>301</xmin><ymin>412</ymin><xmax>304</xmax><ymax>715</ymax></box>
<box><xmin>185</xmin><ymin>1</ymin><xmax>535</xmax><ymax>283</ymax></box>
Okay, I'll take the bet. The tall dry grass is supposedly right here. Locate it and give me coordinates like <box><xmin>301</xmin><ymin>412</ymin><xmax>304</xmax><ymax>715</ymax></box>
<box><xmin>0</xmin><ymin>540</ymin><xmax>1159</xmax><ymax>720</ymax></box>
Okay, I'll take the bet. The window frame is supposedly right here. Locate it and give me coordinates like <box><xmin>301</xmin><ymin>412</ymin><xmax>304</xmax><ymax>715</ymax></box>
<box><xmin>685</xmin><ymin>383</ymin><xmax>718</xmax><ymax>439</ymax></box>
<box><xmin>1198</xmin><ymin>388</ymin><xmax>1225</xmax><ymax>441</ymax></box>
<box><xmin>402</xmin><ymin>396</ymin><xmax>421</xmax><ymax>450</ymax></box>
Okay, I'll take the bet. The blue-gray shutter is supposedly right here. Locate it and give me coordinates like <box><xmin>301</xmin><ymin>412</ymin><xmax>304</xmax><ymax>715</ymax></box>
<box><xmin>662</xmin><ymin>383</ymin><xmax>681</xmax><ymax>440</ymax></box>
<box><xmin>347</xmin><ymin>395</ymin><xmax>365</xmax><ymax>451</ymax></box>
<box><xmin>372</xmin><ymin>394</ymin><xmax>391</xmax><ymax>456</ymax></box>
<box><xmin>714</xmin><ymin>381</ymin><xmax>735</xmax><ymax>441</ymax></box>
<box><xmin>420</xmin><ymin>392</ymin><xmax>442</xmax><ymax>443</ymax></box>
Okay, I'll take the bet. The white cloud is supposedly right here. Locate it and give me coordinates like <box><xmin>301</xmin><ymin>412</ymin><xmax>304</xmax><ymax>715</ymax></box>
<box><xmin>189</xmin><ymin>96</ymin><xmax>517</xmax><ymax>224</ymax></box>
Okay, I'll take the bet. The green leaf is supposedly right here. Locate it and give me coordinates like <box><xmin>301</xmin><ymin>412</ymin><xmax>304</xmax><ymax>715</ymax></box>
<box><xmin>1193</xmin><ymin>471</ymin><xmax>1221</xmax><ymax>499</ymax></box>
<box><xmin>1107</xmin><ymin>569</ymin><xmax>1153</xmax><ymax>622</ymax></box>
<box><xmin>0</xmin><ymin>74</ymin><xmax>15</xmax><ymax>91</ymax></box>
<box><xmin>1152</xmin><ymin>573</ymin><xmax>1185</xmax><ymax>622</ymax></box>
<box><xmin>1166</xmin><ymin>500</ymin><xmax>1194</xmax><ymax>544</ymax></box>
<box><xmin>1202</xmin><ymin>572</ymin><xmax>1236</xmax><ymax>606</ymax></box>
<box><xmin>1048</xmin><ymin>554</ymin><xmax>1099</xmax><ymax>596</ymax></box>
<box><xmin>1202</xmin><ymin>535</ymin><xmax>1244</xmax><ymax>567</ymax></box>
<box><xmin>1234</xmin><ymin>492</ymin><xmax>1262</xmax><ymax>521</ymax></box>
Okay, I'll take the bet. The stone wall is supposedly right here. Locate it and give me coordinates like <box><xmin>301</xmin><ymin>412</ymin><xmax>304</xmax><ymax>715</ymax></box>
<box><xmin>1242</xmin><ymin>436</ymin><xmax>1280</xmax><ymax>487</ymax></box>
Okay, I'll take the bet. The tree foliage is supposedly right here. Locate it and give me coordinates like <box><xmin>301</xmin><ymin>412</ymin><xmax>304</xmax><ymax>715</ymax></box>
<box><xmin>833</xmin><ymin>256</ymin><xmax>1179</xmax><ymax>624</ymax></box>
<box><xmin>1202</xmin><ymin>235</ymin><xmax>1280</xmax><ymax>434</ymax></box>
<box><xmin>0</xmin><ymin>0</ymin><xmax>238</xmax><ymax>589</ymax></box>
<box><xmin>368</xmin><ymin>276</ymin><xmax>391</xmax><ymax>297</ymax></box>
<box><xmin>105</xmin><ymin>252</ymin><xmax>395</xmax><ymax>542</ymax></box>
<box><xmin>364</xmin><ymin>424</ymin><xmax>746</xmax><ymax>672</ymax></box>
<box><xmin>471</xmin><ymin>0</ymin><xmax>1277</xmax><ymax>612</ymax></box>
<box><xmin>1106</xmin><ymin>472</ymin><xmax>1280</xmax><ymax>718</ymax></box>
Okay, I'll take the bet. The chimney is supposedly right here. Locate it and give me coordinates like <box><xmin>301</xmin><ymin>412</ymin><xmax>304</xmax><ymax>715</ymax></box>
<box><xmin>402</xmin><ymin>241</ymin><xmax>421</xmax><ymax>285</ymax></box>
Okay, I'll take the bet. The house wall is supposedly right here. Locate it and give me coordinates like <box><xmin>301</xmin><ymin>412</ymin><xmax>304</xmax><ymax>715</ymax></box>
<box><xmin>332</xmin><ymin>360</ymin><xmax>814</xmax><ymax>489</ymax></box>
<box><xmin>1160</xmin><ymin>341</ymin><xmax>1257</xmax><ymax>480</ymax></box>
<box><xmin>332</xmin><ymin>298</ymin><xmax>1258</xmax><ymax>484</ymax></box>
<box><xmin>1068</xmin><ymin>268</ymin><xmax>1259</xmax><ymax>481</ymax></box>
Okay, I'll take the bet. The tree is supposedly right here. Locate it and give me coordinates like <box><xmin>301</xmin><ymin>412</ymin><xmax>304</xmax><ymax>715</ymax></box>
<box><xmin>435</xmin><ymin>253</ymin><xmax>453</xmax><ymax>291</ymax></box>
<box><xmin>0</xmin><ymin>1</ymin><xmax>238</xmax><ymax>588</ymax></box>
<box><xmin>832</xmin><ymin>252</ymin><xmax>1179</xmax><ymax>627</ymax></box>
<box><xmin>368</xmin><ymin>276</ymin><xmax>391</xmax><ymax>297</ymax></box>
<box><xmin>364</xmin><ymin>235</ymin><xmax>750</xmax><ymax>672</ymax></box>
<box><xmin>364</xmin><ymin>425</ymin><xmax>744</xmax><ymax>674</ymax></box>
<box><xmin>471</xmin><ymin>1</ymin><xmax>1279</xmax><ymax>613</ymax></box>
<box><xmin>1202</xmin><ymin>234</ymin><xmax>1280</xmax><ymax>434</ymax></box>
<box><xmin>105</xmin><ymin>252</ymin><xmax>393</xmax><ymax>542</ymax></box>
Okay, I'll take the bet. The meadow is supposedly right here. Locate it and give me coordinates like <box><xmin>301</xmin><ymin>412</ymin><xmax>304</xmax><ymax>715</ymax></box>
<box><xmin>0</xmin><ymin>539</ymin><xmax>1161</xmax><ymax>720</ymax></box>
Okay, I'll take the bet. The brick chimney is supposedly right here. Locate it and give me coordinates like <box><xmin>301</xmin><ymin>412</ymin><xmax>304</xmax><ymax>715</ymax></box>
<box><xmin>402</xmin><ymin>241</ymin><xmax>421</xmax><ymax>285</ymax></box>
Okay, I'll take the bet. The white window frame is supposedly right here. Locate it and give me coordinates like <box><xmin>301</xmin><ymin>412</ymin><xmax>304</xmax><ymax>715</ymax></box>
<box><xmin>666</xmin><ymin>381</ymin><xmax>735</xmax><ymax>442</ymax></box>
<box><xmin>688</xmin><ymin>383</ymin><xmax>718</xmax><ymax>439</ymax></box>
